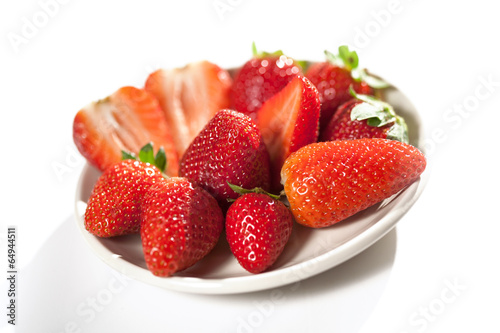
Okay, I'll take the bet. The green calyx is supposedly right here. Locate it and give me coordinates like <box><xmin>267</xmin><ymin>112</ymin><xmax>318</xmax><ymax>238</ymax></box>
<box><xmin>122</xmin><ymin>142</ymin><xmax>167</xmax><ymax>173</ymax></box>
<box><xmin>251</xmin><ymin>42</ymin><xmax>308</xmax><ymax>71</ymax></box>
<box><xmin>349</xmin><ymin>87</ymin><xmax>409</xmax><ymax>144</ymax></box>
<box><xmin>325</xmin><ymin>45</ymin><xmax>390</xmax><ymax>89</ymax></box>
<box><xmin>227</xmin><ymin>182</ymin><xmax>282</xmax><ymax>202</ymax></box>
<box><xmin>252</xmin><ymin>41</ymin><xmax>284</xmax><ymax>58</ymax></box>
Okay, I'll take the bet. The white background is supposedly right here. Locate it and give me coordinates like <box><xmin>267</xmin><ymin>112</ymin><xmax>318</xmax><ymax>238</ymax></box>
<box><xmin>1</xmin><ymin>0</ymin><xmax>499</xmax><ymax>332</ymax></box>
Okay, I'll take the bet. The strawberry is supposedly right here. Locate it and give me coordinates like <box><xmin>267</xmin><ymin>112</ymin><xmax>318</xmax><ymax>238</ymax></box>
<box><xmin>281</xmin><ymin>138</ymin><xmax>426</xmax><ymax>228</ymax></box>
<box><xmin>179</xmin><ymin>109</ymin><xmax>271</xmax><ymax>211</ymax></box>
<box><xmin>257</xmin><ymin>75</ymin><xmax>320</xmax><ymax>191</ymax></box>
<box><xmin>84</xmin><ymin>144</ymin><xmax>167</xmax><ymax>237</ymax></box>
<box><xmin>225</xmin><ymin>185</ymin><xmax>293</xmax><ymax>274</ymax></box>
<box><xmin>230</xmin><ymin>43</ymin><xmax>302</xmax><ymax>120</ymax></box>
<box><xmin>305</xmin><ymin>45</ymin><xmax>388</xmax><ymax>132</ymax></box>
<box><xmin>73</xmin><ymin>86</ymin><xmax>179</xmax><ymax>176</ymax></box>
<box><xmin>144</xmin><ymin>60</ymin><xmax>232</xmax><ymax>157</ymax></box>
<box><xmin>141</xmin><ymin>177</ymin><xmax>224</xmax><ymax>277</ymax></box>
<box><xmin>320</xmin><ymin>88</ymin><xmax>409</xmax><ymax>143</ymax></box>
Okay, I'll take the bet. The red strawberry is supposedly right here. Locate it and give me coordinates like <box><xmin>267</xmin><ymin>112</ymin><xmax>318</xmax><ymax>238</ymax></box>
<box><xmin>179</xmin><ymin>109</ymin><xmax>271</xmax><ymax>211</ymax></box>
<box><xmin>144</xmin><ymin>60</ymin><xmax>232</xmax><ymax>157</ymax></box>
<box><xmin>84</xmin><ymin>144</ymin><xmax>167</xmax><ymax>237</ymax></box>
<box><xmin>257</xmin><ymin>75</ymin><xmax>320</xmax><ymax>191</ymax></box>
<box><xmin>306</xmin><ymin>46</ymin><xmax>387</xmax><ymax>131</ymax></box>
<box><xmin>320</xmin><ymin>89</ymin><xmax>409</xmax><ymax>143</ymax></box>
<box><xmin>225</xmin><ymin>187</ymin><xmax>293</xmax><ymax>274</ymax></box>
<box><xmin>73</xmin><ymin>86</ymin><xmax>179</xmax><ymax>176</ymax></box>
<box><xmin>141</xmin><ymin>177</ymin><xmax>224</xmax><ymax>277</ymax></box>
<box><xmin>281</xmin><ymin>139</ymin><xmax>426</xmax><ymax>228</ymax></box>
<box><xmin>230</xmin><ymin>43</ymin><xmax>302</xmax><ymax>120</ymax></box>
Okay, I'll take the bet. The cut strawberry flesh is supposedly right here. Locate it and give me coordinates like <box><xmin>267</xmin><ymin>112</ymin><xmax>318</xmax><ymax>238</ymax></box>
<box><xmin>73</xmin><ymin>86</ymin><xmax>179</xmax><ymax>176</ymax></box>
<box><xmin>145</xmin><ymin>61</ymin><xmax>232</xmax><ymax>157</ymax></box>
<box><xmin>257</xmin><ymin>76</ymin><xmax>320</xmax><ymax>190</ymax></box>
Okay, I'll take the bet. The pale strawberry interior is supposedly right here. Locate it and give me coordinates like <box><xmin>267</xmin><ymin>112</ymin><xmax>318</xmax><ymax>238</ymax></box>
<box><xmin>259</xmin><ymin>78</ymin><xmax>301</xmax><ymax>165</ymax></box>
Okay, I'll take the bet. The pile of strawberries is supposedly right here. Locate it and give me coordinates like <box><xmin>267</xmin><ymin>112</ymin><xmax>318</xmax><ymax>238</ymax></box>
<box><xmin>74</xmin><ymin>45</ymin><xmax>426</xmax><ymax>277</ymax></box>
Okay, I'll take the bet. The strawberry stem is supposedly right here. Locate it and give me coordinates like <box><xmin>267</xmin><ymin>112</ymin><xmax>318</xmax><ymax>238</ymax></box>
<box><xmin>227</xmin><ymin>182</ymin><xmax>282</xmax><ymax>201</ymax></box>
<box><xmin>326</xmin><ymin>45</ymin><xmax>390</xmax><ymax>89</ymax></box>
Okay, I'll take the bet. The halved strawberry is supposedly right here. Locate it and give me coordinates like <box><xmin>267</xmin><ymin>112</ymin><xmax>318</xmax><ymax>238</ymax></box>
<box><xmin>230</xmin><ymin>43</ymin><xmax>303</xmax><ymax>120</ymax></box>
<box><xmin>144</xmin><ymin>61</ymin><xmax>232</xmax><ymax>157</ymax></box>
<box><xmin>73</xmin><ymin>86</ymin><xmax>179</xmax><ymax>176</ymax></box>
<box><xmin>257</xmin><ymin>75</ymin><xmax>320</xmax><ymax>191</ymax></box>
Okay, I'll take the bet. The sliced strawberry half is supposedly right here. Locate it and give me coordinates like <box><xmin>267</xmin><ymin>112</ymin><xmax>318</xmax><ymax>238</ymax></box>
<box><xmin>73</xmin><ymin>86</ymin><xmax>179</xmax><ymax>176</ymax></box>
<box><xmin>144</xmin><ymin>61</ymin><xmax>233</xmax><ymax>157</ymax></box>
<box><xmin>257</xmin><ymin>75</ymin><xmax>320</xmax><ymax>191</ymax></box>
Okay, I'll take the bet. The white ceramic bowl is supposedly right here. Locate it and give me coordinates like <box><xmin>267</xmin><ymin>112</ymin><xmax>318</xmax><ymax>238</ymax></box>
<box><xmin>74</xmin><ymin>83</ymin><xmax>428</xmax><ymax>294</ymax></box>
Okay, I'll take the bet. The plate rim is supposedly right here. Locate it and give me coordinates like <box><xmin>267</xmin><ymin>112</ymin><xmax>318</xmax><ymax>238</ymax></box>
<box><xmin>74</xmin><ymin>169</ymin><xmax>428</xmax><ymax>294</ymax></box>
<box><xmin>73</xmin><ymin>82</ymin><xmax>429</xmax><ymax>295</ymax></box>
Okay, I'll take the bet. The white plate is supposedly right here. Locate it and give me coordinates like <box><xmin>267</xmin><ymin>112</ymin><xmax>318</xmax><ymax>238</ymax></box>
<box><xmin>74</xmin><ymin>84</ymin><xmax>428</xmax><ymax>295</ymax></box>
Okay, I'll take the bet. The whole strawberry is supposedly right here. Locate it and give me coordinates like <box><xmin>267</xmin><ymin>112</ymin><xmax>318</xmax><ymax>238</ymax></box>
<box><xmin>84</xmin><ymin>143</ymin><xmax>167</xmax><ymax>237</ymax></box>
<box><xmin>179</xmin><ymin>109</ymin><xmax>271</xmax><ymax>211</ymax></box>
<box><xmin>225</xmin><ymin>186</ymin><xmax>293</xmax><ymax>274</ymax></box>
<box><xmin>281</xmin><ymin>139</ymin><xmax>426</xmax><ymax>228</ymax></box>
<box><xmin>230</xmin><ymin>43</ymin><xmax>302</xmax><ymax>120</ymax></box>
<box><xmin>321</xmin><ymin>88</ymin><xmax>408</xmax><ymax>143</ymax></box>
<box><xmin>306</xmin><ymin>46</ymin><xmax>388</xmax><ymax>131</ymax></box>
<box><xmin>141</xmin><ymin>177</ymin><xmax>224</xmax><ymax>277</ymax></box>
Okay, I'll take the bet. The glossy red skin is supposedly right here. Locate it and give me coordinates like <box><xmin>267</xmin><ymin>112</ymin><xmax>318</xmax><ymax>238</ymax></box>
<box><xmin>320</xmin><ymin>99</ymin><xmax>392</xmax><ymax>141</ymax></box>
<box><xmin>179</xmin><ymin>109</ymin><xmax>271</xmax><ymax>211</ymax></box>
<box><xmin>73</xmin><ymin>86</ymin><xmax>179</xmax><ymax>176</ymax></box>
<box><xmin>84</xmin><ymin>160</ymin><xmax>165</xmax><ymax>237</ymax></box>
<box><xmin>306</xmin><ymin>62</ymin><xmax>372</xmax><ymax>131</ymax></box>
<box><xmin>230</xmin><ymin>55</ymin><xmax>302</xmax><ymax>120</ymax></box>
<box><xmin>141</xmin><ymin>177</ymin><xmax>224</xmax><ymax>277</ymax></box>
<box><xmin>226</xmin><ymin>193</ymin><xmax>293</xmax><ymax>274</ymax></box>
<box><xmin>281</xmin><ymin>139</ymin><xmax>426</xmax><ymax>228</ymax></box>
<box><xmin>257</xmin><ymin>75</ymin><xmax>320</xmax><ymax>192</ymax></box>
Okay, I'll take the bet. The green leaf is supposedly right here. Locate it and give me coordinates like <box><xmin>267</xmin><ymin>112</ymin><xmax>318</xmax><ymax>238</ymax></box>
<box><xmin>295</xmin><ymin>59</ymin><xmax>309</xmax><ymax>72</ymax></box>
<box><xmin>324</xmin><ymin>49</ymin><xmax>344</xmax><ymax>67</ymax></box>
<box><xmin>338</xmin><ymin>45</ymin><xmax>359</xmax><ymax>71</ymax></box>
<box><xmin>122</xmin><ymin>142</ymin><xmax>169</xmax><ymax>176</ymax></box>
<box><xmin>325</xmin><ymin>45</ymin><xmax>390</xmax><ymax>89</ymax></box>
<box><xmin>121</xmin><ymin>151</ymin><xmax>137</xmax><ymax>161</ymax></box>
<box><xmin>349</xmin><ymin>86</ymin><xmax>408</xmax><ymax>141</ymax></box>
<box><xmin>351</xmin><ymin>102</ymin><xmax>395</xmax><ymax>127</ymax></box>
<box><xmin>227</xmin><ymin>182</ymin><xmax>282</xmax><ymax>201</ymax></box>
<box><xmin>138</xmin><ymin>142</ymin><xmax>155</xmax><ymax>165</ymax></box>
<box><xmin>154</xmin><ymin>147</ymin><xmax>167</xmax><ymax>173</ymax></box>
<box><xmin>325</xmin><ymin>46</ymin><xmax>360</xmax><ymax>74</ymax></box>
<box><xmin>349</xmin><ymin>86</ymin><xmax>398</xmax><ymax>127</ymax></box>
<box><xmin>386</xmin><ymin>116</ymin><xmax>409</xmax><ymax>143</ymax></box>
<box><xmin>363</xmin><ymin>73</ymin><xmax>390</xmax><ymax>89</ymax></box>
<box><xmin>252</xmin><ymin>42</ymin><xmax>283</xmax><ymax>58</ymax></box>
<box><xmin>252</xmin><ymin>41</ymin><xmax>258</xmax><ymax>56</ymax></box>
